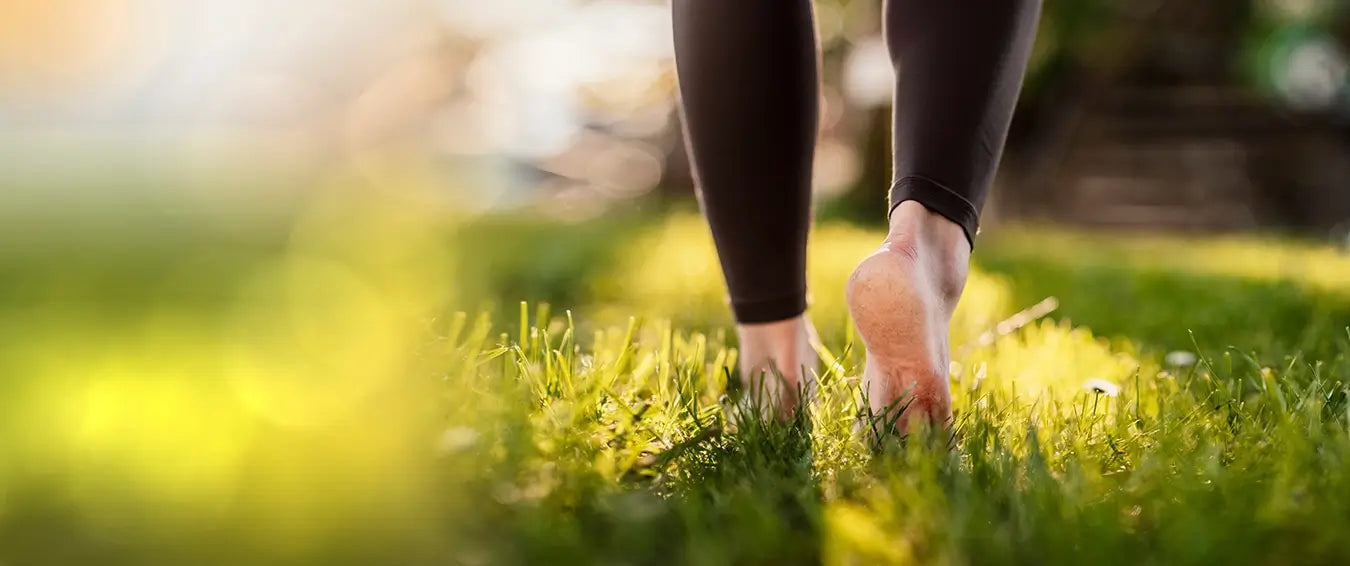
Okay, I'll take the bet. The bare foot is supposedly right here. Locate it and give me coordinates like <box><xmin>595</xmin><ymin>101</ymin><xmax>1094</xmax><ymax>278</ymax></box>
<box><xmin>736</xmin><ymin>314</ymin><xmax>819</xmax><ymax>419</ymax></box>
<box><xmin>846</xmin><ymin>201</ymin><xmax>970</xmax><ymax>434</ymax></box>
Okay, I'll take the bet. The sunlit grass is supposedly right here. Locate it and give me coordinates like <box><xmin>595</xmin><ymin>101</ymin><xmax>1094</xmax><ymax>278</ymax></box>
<box><xmin>978</xmin><ymin>224</ymin><xmax>1350</xmax><ymax>359</ymax></box>
<box><xmin>3</xmin><ymin>203</ymin><xmax>1350</xmax><ymax>564</ymax></box>
<box><xmin>989</xmin><ymin>225</ymin><xmax>1350</xmax><ymax>293</ymax></box>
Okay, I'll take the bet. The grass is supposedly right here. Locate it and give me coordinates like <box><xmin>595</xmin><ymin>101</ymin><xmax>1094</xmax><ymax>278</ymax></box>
<box><xmin>3</xmin><ymin>195</ymin><xmax>1350</xmax><ymax>565</ymax></box>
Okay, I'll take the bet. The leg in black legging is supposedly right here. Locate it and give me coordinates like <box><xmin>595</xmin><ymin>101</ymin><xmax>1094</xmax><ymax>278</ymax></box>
<box><xmin>673</xmin><ymin>0</ymin><xmax>1039</xmax><ymax>319</ymax></box>
<box><xmin>672</xmin><ymin>0</ymin><xmax>818</xmax><ymax>325</ymax></box>
<box><xmin>852</xmin><ymin>0</ymin><xmax>1041</xmax><ymax>431</ymax></box>
<box><xmin>673</xmin><ymin>0</ymin><xmax>821</xmax><ymax>417</ymax></box>
<box><xmin>887</xmin><ymin>0</ymin><xmax>1043</xmax><ymax>245</ymax></box>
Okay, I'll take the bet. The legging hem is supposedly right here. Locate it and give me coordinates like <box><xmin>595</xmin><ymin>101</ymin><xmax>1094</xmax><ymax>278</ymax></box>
<box><xmin>730</xmin><ymin>291</ymin><xmax>808</xmax><ymax>324</ymax></box>
<box><xmin>888</xmin><ymin>175</ymin><xmax>980</xmax><ymax>249</ymax></box>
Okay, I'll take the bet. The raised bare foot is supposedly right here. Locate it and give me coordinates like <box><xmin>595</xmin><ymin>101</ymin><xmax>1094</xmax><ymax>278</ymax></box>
<box><xmin>736</xmin><ymin>314</ymin><xmax>819</xmax><ymax>419</ymax></box>
<box><xmin>846</xmin><ymin>201</ymin><xmax>970</xmax><ymax>434</ymax></box>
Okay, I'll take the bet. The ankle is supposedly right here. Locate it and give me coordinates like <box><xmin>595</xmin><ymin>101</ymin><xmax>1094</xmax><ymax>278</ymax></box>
<box><xmin>887</xmin><ymin>201</ymin><xmax>968</xmax><ymax>248</ymax></box>
<box><xmin>737</xmin><ymin>314</ymin><xmax>811</xmax><ymax>342</ymax></box>
<box><xmin>736</xmin><ymin>315</ymin><xmax>816</xmax><ymax>379</ymax></box>
<box><xmin>884</xmin><ymin>201</ymin><xmax>971</xmax><ymax>303</ymax></box>
<box><xmin>735</xmin><ymin>314</ymin><xmax>817</xmax><ymax>414</ymax></box>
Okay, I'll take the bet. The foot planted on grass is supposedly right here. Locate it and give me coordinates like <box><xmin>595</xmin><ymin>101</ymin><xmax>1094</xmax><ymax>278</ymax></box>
<box><xmin>847</xmin><ymin>201</ymin><xmax>970</xmax><ymax>435</ymax></box>
<box><xmin>736</xmin><ymin>314</ymin><xmax>819</xmax><ymax>421</ymax></box>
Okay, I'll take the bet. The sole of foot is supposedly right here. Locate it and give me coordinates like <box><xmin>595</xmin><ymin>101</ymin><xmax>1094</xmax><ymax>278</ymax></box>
<box><xmin>846</xmin><ymin>201</ymin><xmax>969</xmax><ymax>436</ymax></box>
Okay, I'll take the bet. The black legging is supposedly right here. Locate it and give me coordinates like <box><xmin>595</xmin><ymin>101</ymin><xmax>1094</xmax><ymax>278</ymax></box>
<box><xmin>673</xmin><ymin>0</ymin><xmax>1041</xmax><ymax>323</ymax></box>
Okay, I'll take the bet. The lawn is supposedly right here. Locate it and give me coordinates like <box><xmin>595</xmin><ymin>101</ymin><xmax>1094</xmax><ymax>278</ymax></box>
<box><xmin>3</xmin><ymin>196</ymin><xmax>1350</xmax><ymax>565</ymax></box>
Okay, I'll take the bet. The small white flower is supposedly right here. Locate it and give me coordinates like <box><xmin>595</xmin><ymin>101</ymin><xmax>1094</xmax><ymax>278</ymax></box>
<box><xmin>437</xmin><ymin>426</ymin><xmax>480</xmax><ymax>454</ymax></box>
<box><xmin>1083</xmin><ymin>378</ymin><xmax>1122</xmax><ymax>397</ymax></box>
<box><xmin>1165</xmin><ymin>351</ymin><xmax>1198</xmax><ymax>368</ymax></box>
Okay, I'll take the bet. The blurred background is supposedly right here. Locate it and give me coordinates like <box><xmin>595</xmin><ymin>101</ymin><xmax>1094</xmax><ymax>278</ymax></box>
<box><xmin>4</xmin><ymin>0</ymin><xmax>1350</xmax><ymax>564</ymax></box>
<box><xmin>8</xmin><ymin>0</ymin><xmax>1350</xmax><ymax>231</ymax></box>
